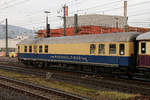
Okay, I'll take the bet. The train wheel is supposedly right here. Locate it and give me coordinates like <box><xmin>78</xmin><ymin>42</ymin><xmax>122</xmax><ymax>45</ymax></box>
<box><xmin>32</xmin><ymin>62</ymin><xmax>37</xmax><ymax>68</ymax></box>
<box><xmin>23</xmin><ymin>61</ymin><xmax>31</xmax><ymax>66</ymax></box>
<box><xmin>37</xmin><ymin>62</ymin><xmax>44</xmax><ymax>68</ymax></box>
<box><xmin>43</xmin><ymin>62</ymin><xmax>49</xmax><ymax>69</ymax></box>
<box><xmin>127</xmin><ymin>71</ymin><xmax>133</xmax><ymax>79</ymax></box>
<box><xmin>143</xmin><ymin>71</ymin><xmax>150</xmax><ymax>79</ymax></box>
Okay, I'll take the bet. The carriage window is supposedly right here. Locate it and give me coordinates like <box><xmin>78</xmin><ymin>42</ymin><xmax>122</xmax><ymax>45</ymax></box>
<box><xmin>99</xmin><ymin>44</ymin><xmax>105</xmax><ymax>54</ymax></box>
<box><xmin>24</xmin><ymin>46</ymin><xmax>27</xmax><ymax>52</ymax></box>
<box><xmin>141</xmin><ymin>43</ymin><xmax>146</xmax><ymax>54</ymax></box>
<box><xmin>90</xmin><ymin>44</ymin><xmax>96</xmax><ymax>54</ymax></box>
<box><xmin>39</xmin><ymin>45</ymin><xmax>43</xmax><ymax>53</ymax></box>
<box><xmin>109</xmin><ymin>44</ymin><xmax>116</xmax><ymax>54</ymax></box>
<box><xmin>45</xmin><ymin>45</ymin><xmax>48</xmax><ymax>53</ymax></box>
<box><xmin>29</xmin><ymin>46</ymin><xmax>32</xmax><ymax>53</ymax></box>
<box><xmin>120</xmin><ymin>44</ymin><xmax>125</xmax><ymax>55</ymax></box>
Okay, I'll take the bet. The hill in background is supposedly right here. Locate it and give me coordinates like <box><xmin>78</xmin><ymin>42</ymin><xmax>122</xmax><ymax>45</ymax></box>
<box><xmin>0</xmin><ymin>24</ymin><xmax>34</xmax><ymax>39</ymax></box>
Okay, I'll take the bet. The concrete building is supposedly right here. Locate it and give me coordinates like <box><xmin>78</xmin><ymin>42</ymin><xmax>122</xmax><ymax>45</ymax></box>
<box><xmin>66</xmin><ymin>14</ymin><xmax>128</xmax><ymax>28</ymax></box>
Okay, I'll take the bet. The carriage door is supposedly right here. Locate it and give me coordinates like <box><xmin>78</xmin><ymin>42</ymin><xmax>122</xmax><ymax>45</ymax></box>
<box><xmin>34</xmin><ymin>45</ymin><xmax>38</xmax><ymax>54</ymax></box>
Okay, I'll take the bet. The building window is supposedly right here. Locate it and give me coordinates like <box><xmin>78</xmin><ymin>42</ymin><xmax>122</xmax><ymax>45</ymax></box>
<box><xmin>141</xmin><ymin>43</ymin><xmax>146</xmax><ymax>54</ymax></box>
<box><xmin>39</xmin><ymin>45</ymin><xmax>43</xmax><ymax>53</ymax></box>
<box><xmin>24</xmin><ymin>46</ymin><xmax>27</xmax><ymax>52</ymax></box>
<box><xmin>109</xmin><ymin>44</ymin><xmax>116</xmax><ymax>54</ymax></box>
<box><xmin>98</xmin><ymin>44</ymin><xmax>105</xmax><ymax>54</ymax></box>
<box><xmin>29</xmin><ymin>46</ymin><xmax>32</xmax><ymax>53</ymax></box>
<box><xmin>45</xmin><ymin>45</ymin><xmax>48</xmax><ymax>53</ymax></box>
<box><xmin>120</xmin><ymin>44</ymin><xmax>125</xmax><ymax>55</ymax></box>
<box><xmin>90</xmin><ymin>44</ymin><xmax>96</xmax><ymax>54</ymax></box>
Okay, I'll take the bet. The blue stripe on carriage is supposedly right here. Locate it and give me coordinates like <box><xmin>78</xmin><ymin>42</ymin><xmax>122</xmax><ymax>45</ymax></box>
<box><xmin>18</xmin><ymin>53</ymin><xmax>134</xmax><ymax>67</ymax></box>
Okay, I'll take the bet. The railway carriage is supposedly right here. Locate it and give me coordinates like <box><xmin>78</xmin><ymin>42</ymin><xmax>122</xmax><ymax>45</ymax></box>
<box><xmin>17</xmin><ymin>32</ymin><xmax>139</xmax><ymax>74</ymax></box>
<box><xmin>136</xmin><ymin>32</ymin><xmax>150</xmax><ymax>77</ymax></box>
<box><xmin>136</xmin><ymin>32</ymin><xmax>150</xmax><ymax>68</ymax></box>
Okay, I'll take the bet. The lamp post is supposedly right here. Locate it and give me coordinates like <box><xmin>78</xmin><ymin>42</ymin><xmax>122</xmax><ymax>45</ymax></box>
<box><xmin>44</xmin><ymin>11</ymin><xmax>51</xmax><ymax>37</ymax></box>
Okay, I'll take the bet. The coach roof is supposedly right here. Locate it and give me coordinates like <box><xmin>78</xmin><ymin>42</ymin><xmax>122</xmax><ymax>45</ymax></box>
<box><xmin>136</xmin><ymin>32</ymin><xmax>150</xmax><ymax>41</ymax></box>
<box><xmin>18</xmin><ymin>38</ymin><xmax>38</xmax><ymax>45</ymax></box>
<box><xmin>19</xmin><ymin>32</ymin><xmax>140</xmax><ymax>45</ymax></box>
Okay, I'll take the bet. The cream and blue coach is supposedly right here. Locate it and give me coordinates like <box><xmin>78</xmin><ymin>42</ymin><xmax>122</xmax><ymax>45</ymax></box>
<box><xmin>17</xmin><ymin>32</ymin><xmax>139</xmax><ymax>72</ymax></box>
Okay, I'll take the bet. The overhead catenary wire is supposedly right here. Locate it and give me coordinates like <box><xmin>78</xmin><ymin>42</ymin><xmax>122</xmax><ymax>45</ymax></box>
<box><xmin>0</xmin><ymin>0</ymin><xmax>19</xmax><ymax>7</ymax></box>
<box><xmin>93</xmin><ymin>0</ymin><xmax>150</xmax><ymax>14</ymax></box>
<box><xmin>17</xmin><ymin>18</ymin><xmax>59</xmax><ymax>27</ymax></box>
<box><xmin>0</xmin><ymin>0</ymin><xmax>30</xmax><ymax>10</ymax></box>
<box><xmin>69</xmin><ymin>0</ymin><xmax>122</xmax><ymax>14</ymax></box>
<box><xmin>69</xmin><ymin>0</ymin><xmax>150</xmax><ymax>15</ymax></box>
<box><xmin>0</xmin><ymin>0</ymin><xmax>149</xmax><ymax>29</ymax></box>
<box><xmin>129</xmin><ymin>11</ymin><xmax>150</xmax><ymax>17</ymax></box>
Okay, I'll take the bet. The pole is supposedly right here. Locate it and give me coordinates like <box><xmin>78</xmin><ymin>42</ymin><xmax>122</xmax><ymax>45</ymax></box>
<box><xmin>74</xmin><ymin>14</ymin><xmax>78</xmax><ymax>35</ymax></box>
<box><xmin>44</xmin><ymin>11</ymin><xmax>50</xmax><ymax>37</ymax></box>
<box><xmin>115</xmin><ymin>17</ymin><xmax>119</xmax><ymax>29</ymax></box>
<box><xmin>124</xmin><ymin>0</ymin><xmax>127</xmax><ymax>17</ymax></box>
<box><xmin>46</xmin><ymin>15</ymin><xmax>49</xmax><ymax>37</ymax></box>
<box><xmin>63</xmin><ymin>5</ymin><xmax>66</xmax><ymax>36</ymax></box>
<box><xmin>47</xmin><ymin>24</ymin><xmax>50</xmax><ymax>37</ymax></box>
<box><xmin>124</xmin><ymin>0</ymin><xmax>128</xmax><ymax>32</ymax></box>
<box><xmin>5</xmin><ymin>18</ymin><xmax>8</xmax><ymax>57</ymax></box>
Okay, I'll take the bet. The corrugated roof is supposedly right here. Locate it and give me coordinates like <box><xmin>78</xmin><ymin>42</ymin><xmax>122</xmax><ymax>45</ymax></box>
<box><xmin>19</xmin><ymin>32</ymin><xmax>140</xmax><ymax>45</ymax></box>
<box><xmin>136</xmin><ymin>32</ymin><xmax>150</xmax><ymax>40</ymax></box>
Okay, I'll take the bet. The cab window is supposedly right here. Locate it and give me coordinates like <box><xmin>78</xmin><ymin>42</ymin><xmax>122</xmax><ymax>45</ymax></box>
<box><xmin>98</xmin><ymin>44</ymin><xmax>105</xmax><ymax>54</ymax></box>
<box><xmin>39</xmin><ymin>45</ymin><xmax>43</xmax><ymax>53</ymax></box>
<box><xmin>120</xmin><ymin>44</ymin><xmax>125</xmax><ymax>55</ymax></box>
<box><xmin>109</xmin><ymin>44</ymin><xmax>116</xmax><ymax>54</ymax></box>
<box><xmin>45</xmin><ymin>45</ymin><xmax>48</xmax><ymax>53</ymax></box>
<box><xmin>90</xmin><ymin>44</ymin><xmax>96</xmax><ymax>54</ymax></box>
<box><xmin>29</xmin><ymin>46</ymin><xmax>32</xmax><ymax>53</ymax></box>
<box><xmin>141</xmin><ymin>43</ymin><xmax>146</xmax><ymax>54</ymax></box>
<box><xmin>24</xmin><ymin>46</ymin><xmax>27</xmax><ymax>52</ymax></box>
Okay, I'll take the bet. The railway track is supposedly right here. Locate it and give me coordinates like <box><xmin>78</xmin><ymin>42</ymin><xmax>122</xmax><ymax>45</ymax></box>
<box><xmin>0</xmin><ymin>75</ymin><xmax>90</xmax><ymax>100</ymax></box>
<box><xmin>0</xmin><ymin>65</ymin><xmax>150</xmax><ymax>97</ymax></box>
<box><xmin>0</xmin><ymin>64</ymin><xmax>45</xmax><ymax>77</ymax></box>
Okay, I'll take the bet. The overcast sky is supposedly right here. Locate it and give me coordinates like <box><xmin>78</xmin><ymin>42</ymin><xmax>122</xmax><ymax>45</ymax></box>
<box><xmin>0</xmin><ymin>0</ymin><xmax>149</xmax><ymax>30</ymax></box>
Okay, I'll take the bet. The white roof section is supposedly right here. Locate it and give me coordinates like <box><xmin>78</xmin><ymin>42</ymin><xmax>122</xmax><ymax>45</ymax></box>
<box><xmin>0</xmin><ymin>39</ymin><xmax>22</xmax><ymax>48</ymax></box>
<box><xmin>16</xmin><ymin>35</ymin><xmax>29</xmax><ymax>40</ymax></box>
<box><xmin>18</xmin><ymin>38</ymin><xmax>37</xmax><ymax>45</ymax></box>
<box><xmin>136</xmin><ymin>32</ymin><xmax>150</xmax><ymax>40</ymax></box>
<box><xmin>19</xmin><ymin>32</ymin><xmax>140</xmax><ymax>45</ymax></box>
